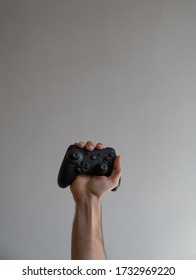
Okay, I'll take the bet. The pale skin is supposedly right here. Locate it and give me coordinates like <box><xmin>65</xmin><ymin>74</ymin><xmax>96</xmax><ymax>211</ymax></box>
<box><xmin>70</xmin><ymin>141</ymin><xmax>123</xmax><ymax>260</ymax></box>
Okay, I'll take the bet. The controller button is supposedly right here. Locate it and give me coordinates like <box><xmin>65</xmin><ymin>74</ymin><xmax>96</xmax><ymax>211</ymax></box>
<box><xmin>96</xmin><ymin>163</ymin><xmax>108</xmax><ymax>174</ymax></box>
<box><xmin>82</xmin><ymin>162</ymin><xmax>89</xmax><ymax>172</ymax></box>
<box><xmin>90</xmin><ymin>155</ymin><xmax>96</xmax><ymax>160</ymax></box>
<box><xmin>100</xmin><ymin>164</ymin><xmax>107</xmax><ymax>171</ymax></box>
<box><xmin>68</xmin><ymin>150</ymin><xmax>81</xmax><ymax>161</ymax></box>
<box><xmin>108</xmin><ymin>152</ymin><xmax>115</xmax><ymax>158</ymax></box>
<box><xmin>77</xmin><ymin>161</ymin><xmax>90</xmax><ymax>173</ymax></box>
<box><xmin>72</xmin><ymin>152</ymin><xmax>80</xmax><ymax>160</ymax></box>
<box><xmin>104</xmin><ymin>156</ymin><xmax>109</xmax><ymax>162</ymax></box>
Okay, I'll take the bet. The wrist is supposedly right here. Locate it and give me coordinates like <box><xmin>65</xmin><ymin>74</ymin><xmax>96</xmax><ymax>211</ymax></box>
<box><xmin>75</xmin><ymin>194</ymin><xmax>101</xmax><ymax>208</ymax></box>
<box><xmin>74</xmin><ymin>195</ymin><xmax>102</xmax><ymax>237</ymax></box>
<box><xmin>72</xmin><ymin>192</ymin><xmax>106</xmax><ymax>206</ymax></box>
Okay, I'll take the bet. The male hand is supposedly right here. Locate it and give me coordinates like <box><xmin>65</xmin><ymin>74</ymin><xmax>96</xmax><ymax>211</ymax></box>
<box><xmin>70</xmin><ymin>141</ymin><xmax>123</xmax><ymax>203</ymax></box>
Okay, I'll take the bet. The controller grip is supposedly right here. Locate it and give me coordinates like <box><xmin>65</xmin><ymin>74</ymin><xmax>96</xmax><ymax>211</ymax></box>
<box><xmin>57</xmin><ymin>162</ymin><xmax>76</xmax><ymax>188</ymax></box>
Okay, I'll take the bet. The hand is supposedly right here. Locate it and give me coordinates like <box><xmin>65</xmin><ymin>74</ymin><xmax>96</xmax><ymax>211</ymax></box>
<box><xmin>70</xmin><ymin>141</ymin><xmax>123</xmax><ymax>203</ymax></box>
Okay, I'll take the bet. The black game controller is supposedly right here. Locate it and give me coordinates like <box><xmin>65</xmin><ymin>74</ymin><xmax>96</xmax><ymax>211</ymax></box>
<box><xmin>57</xmin><ymin>144</ymin><xmax>120</xmax><ymax>191</ymax></box>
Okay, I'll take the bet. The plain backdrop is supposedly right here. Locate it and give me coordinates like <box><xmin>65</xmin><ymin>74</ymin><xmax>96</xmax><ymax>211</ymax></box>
<box><xmin>0</xmin><ymin>0</ymin><xmax>196</xmax><ymax>259</ymax></box>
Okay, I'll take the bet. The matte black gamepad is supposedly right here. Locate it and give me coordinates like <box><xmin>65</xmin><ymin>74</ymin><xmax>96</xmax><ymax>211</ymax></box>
<box><xmin>57</xmin><ymin>144</ymin><xmax>120</xmax><ymax>191</ymax></box>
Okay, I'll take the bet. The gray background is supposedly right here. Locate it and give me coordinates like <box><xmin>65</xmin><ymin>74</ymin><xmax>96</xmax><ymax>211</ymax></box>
<box><xmin>0</xmin><ymin>0</ymin><xmax>196</xmax><ymax>260</ymax></box>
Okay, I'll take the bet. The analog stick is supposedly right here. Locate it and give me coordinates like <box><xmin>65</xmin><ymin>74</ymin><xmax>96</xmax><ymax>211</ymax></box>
<box><xmin>67</xmin><ymin>150</ymin><xmax>82</xmax><ymax>162</ymax></box>
<box><xmin>97</xmin><ymin>162</ymin><xmax>108</xmax><ymax>174</ymax></box>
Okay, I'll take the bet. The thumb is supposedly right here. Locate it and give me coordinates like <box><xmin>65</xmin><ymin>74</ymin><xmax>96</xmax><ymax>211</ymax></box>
<box><xmin>109</xmin><ymin>155</ymin><xmax>123</xmax><ymax>187</ymax></box>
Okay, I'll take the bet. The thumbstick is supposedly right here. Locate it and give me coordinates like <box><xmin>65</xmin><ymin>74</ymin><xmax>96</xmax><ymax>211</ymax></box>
<box><xmin>70</xmin><ymin>152</ymin><xmax>80</xmax><ymax>160</ymax></box>
<box><xmin>96</xmin><ymin>162</ymin><xmax>108</xmax><ymax>175</ymax></box>
<box><xmin>67</xmin><ymin>149</ymin><xmax>83</xmax><ymax>162</ymax></box>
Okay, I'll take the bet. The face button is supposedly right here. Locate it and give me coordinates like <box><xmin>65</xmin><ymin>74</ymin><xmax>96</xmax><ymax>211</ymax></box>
<box><xmin>108</xmin><ymin>152</ymin><xmax>115</xmax><ymax>158</ymax></box>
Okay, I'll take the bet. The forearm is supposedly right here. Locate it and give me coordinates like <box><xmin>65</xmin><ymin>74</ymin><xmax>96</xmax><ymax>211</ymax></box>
<box><xmin>71</xmin><ymin>196</ymin><xmax>107</xmax><ymax>260</ymax></box>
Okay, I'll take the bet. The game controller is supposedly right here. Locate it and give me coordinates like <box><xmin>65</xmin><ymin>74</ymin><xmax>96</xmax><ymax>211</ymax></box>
<box><xmin>57</xmin><ymin>144</ymin><xmax>120</xmax><ymax>191</ymax></box>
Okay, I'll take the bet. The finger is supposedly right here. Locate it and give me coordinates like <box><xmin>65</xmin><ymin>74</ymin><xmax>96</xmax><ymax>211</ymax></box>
<box><xmin>109</xmin><ymin>155</ymin><xmax>123</xmax><ymax>186</ymax></box>
<box><xmin>85</xmin><ymin>140</ymin><xmax>94</xmax><ymax>151</ymax></box>
<box><xmin>75</xmin><ymin>141</ymin><xmax>85</xmax><ymax>148</ymax></box>
<box><xmin>95</xmin><ymin>143</ymin><xmax>105</xmax><ymax>150</ymax></box>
